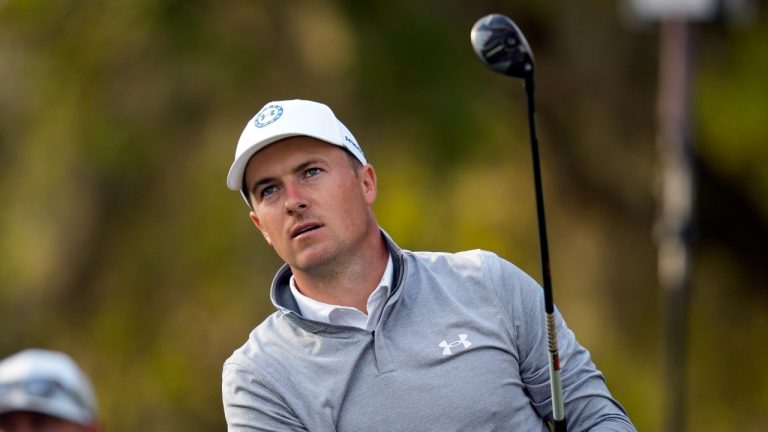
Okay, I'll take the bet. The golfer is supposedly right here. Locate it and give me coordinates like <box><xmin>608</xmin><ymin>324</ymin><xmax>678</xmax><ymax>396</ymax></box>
<box><xmin>221</xmin><ymin>99</ymin><xmax>635</xmax><ymax>431</ymax></box>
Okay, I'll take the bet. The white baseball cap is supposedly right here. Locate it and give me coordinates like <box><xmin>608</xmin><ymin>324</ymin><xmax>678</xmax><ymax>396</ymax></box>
<box><xmin>0</xmin><ymin>349</ymin><xmax>98</xmax><ymax>425</ymax></box>
<box><xmin>227</xmin><ymin>99</ymin><xmax>367</xmax><ymax>204</ymax></box>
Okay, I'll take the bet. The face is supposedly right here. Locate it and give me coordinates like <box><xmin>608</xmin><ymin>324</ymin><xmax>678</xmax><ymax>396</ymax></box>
<box><xmin>244</xmin><ymin>136</ymin><xmax>378</xmax><ymax>274</ymax></box>
<box><xmin>0</xmin><ymin>412</ymin><xmax>95</xmax><ymax>432</ymax></box>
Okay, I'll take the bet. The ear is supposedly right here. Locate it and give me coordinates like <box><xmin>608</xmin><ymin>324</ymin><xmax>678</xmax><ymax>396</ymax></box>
<box><xmin>250</xmin><ymin>211</ymin><xmax>273</xmax><ymax>245</ymax></box>
<box><xmin>358</xmin><ymin>164</ymin><xmax>378</xmax><ymax>205</ymax></box>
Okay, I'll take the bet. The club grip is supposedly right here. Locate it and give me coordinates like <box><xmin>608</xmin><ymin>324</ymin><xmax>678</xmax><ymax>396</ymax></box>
<box><xmin>552</xmin><ymin>419</ymin><xmax>567</xmax><ymax>432</ymax></box>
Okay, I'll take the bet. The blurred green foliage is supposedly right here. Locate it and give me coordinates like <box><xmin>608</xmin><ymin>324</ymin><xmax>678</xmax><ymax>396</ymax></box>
<box><xmin>0</xmin><ymin>1</ymin><xmax>766</xmax><ymax>431</ymax></box>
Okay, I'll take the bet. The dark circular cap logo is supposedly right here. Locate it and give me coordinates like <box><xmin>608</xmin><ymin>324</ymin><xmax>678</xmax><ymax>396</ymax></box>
<box><xmin>254</xmin><ymin>105</ymin><xmax>283</xmax><ymax>128</ymax></box>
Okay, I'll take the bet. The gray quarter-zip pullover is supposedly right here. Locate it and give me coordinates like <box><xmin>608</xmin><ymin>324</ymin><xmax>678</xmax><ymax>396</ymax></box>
<box><xmin>222</xmin><ymin>233</ymin><xmax>635</xmax><ymax>431</ymax></box>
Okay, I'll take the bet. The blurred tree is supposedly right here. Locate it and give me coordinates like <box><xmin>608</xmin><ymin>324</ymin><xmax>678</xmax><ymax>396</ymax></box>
<box><xmin>0</xmin><ymin>1</ymin><xmax>765</xmax><ymax>431</ymax></box>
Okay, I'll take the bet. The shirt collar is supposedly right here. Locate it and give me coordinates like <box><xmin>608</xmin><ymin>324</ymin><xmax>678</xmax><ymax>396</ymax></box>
<box><xmin>289</xmin><ymin>256</ymin><xmax>393</xmax><ymax>330</ymax></box>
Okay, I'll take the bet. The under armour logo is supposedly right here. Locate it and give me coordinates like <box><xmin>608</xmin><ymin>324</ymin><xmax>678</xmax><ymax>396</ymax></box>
<box><xmin>439</xmin><ymin>334</ymin><xmax>472</xmax><ymax>355</ymax></box>
<box><xmin>254</xmin><ymin>105</ymin><xmax>283</xmax><ymax>128</ymax></box>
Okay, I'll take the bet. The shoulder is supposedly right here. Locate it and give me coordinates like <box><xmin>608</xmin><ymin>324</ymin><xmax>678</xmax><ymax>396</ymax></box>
<box><xmin>408</xmin><ymin>248</ymin><xmax>496</xmax><ymax>268</ymax></box>
<box><xmin>221</xmin><ymin>314</ymin><xmax>307</xmax><ymax>428</ymax></box>
<box><xmin>406</xmin><ymin>249</ymin><xmax>526</xmax><ymax>279</ymax></box>
<box><xmin>223</xmin><ymin>311</ymin><xmax>289</xmax><ymax>378</ymax></box>
<box><xmin>403</xmin><ymin>248</ymin><xmax>542</xmax><ymax>302</ymax></box>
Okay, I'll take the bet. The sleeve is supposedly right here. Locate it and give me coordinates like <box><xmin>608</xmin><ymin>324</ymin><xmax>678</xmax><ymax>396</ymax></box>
<box><xmin>486</xmin><ymin>252</ymin><xmax>637</xmax><ymax>431</ymax></box>
<box><xmin>222</xmin><ymin>360</ymin><xmax>308</xmax><ymax>432</ymax></box>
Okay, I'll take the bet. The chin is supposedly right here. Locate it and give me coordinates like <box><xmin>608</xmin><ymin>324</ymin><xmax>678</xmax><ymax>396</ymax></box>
<box><xmin>291</xmin><ymin>247</ymin><xmax>339</xmax><ymax>273</ymax></box>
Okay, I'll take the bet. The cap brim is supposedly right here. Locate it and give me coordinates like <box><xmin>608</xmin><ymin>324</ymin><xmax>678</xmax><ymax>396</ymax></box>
<box><xmin>226</xmin><ymin>133</ymin><xmax>295</xmax><ymax>191</ymax></box>
<box><xmin>227</xmin><ymin>132</ymin><xmax>351</xmax><ymax>191</ymax></box>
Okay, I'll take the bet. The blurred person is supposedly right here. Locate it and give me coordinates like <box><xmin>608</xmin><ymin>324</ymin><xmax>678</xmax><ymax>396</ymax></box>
<box><xmin>221</xmin><ymin>99</ymin><xmax>636</xmax><ymax>431</ymax></box>
<box><xmin>0</xmin><ymin>349</ymin><xmax>100</xmax><ymax>432</ymax></box>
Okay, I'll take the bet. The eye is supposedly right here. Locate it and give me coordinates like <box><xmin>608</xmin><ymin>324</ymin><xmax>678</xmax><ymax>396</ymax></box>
<box><xmin>304</xmin><ymin>167</ymin><xmax>321</xmax><ymax>178</ymax></box>
<box><xmin>260</xmin><ymin>184</ymin><xmax>278</xmax><ymax>198</ymax></box>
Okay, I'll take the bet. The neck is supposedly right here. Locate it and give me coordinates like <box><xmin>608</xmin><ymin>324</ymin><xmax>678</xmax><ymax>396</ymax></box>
<box><xmin>291</xmin><ymin>225</ymin><xmax>389</xmax><ymax>313</ymax></box>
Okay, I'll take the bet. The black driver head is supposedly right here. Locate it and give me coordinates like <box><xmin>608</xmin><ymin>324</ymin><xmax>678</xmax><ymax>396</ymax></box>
<box><xmin>470</xmin><ymin>14</ymin><xmax>534</xmax><ymax>79</ymax></box>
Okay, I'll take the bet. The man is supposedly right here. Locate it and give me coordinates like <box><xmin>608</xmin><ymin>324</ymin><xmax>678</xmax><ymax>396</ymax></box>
<box><xmin>0</xmin><ymin>349</ymin><xmax>100</xmax><ymax>432</ymax></box>
<box><xmin>222</xmin><ymin>99</ymin><xmax>636</xmax><ymax>431</ymax></box>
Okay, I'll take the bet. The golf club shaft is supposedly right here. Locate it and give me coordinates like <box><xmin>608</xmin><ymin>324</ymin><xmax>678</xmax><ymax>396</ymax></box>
<box><xmin>524</xmin><ymin>77</ymin><xmax>567</xmax><ymax>431</ymax></box>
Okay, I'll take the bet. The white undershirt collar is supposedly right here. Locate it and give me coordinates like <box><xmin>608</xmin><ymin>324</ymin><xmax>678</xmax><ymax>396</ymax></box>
<box><xmin>289</xmin><ymin>256</ymin><xmax>393</xmax><ymax>332</ymax></box>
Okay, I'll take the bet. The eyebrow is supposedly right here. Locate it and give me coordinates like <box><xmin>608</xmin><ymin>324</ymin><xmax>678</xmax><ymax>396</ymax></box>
<box><xmin>248</xmin><ymin>158</ymin><xmax>325</xmax><ymax>197</ymax></box>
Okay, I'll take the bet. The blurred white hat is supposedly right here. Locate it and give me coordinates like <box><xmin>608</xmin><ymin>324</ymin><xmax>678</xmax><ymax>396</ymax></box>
<box><xmin>0</xmin><ymin>349</ymin><xmax>97</xmax><ymax>425</ymax></box>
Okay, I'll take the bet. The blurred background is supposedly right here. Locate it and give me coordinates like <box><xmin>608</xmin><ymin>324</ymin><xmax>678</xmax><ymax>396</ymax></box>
<box><xmin>1</xmin><ymin>0</ymin><xmax>766</xmax><ymax>430</ymax></box>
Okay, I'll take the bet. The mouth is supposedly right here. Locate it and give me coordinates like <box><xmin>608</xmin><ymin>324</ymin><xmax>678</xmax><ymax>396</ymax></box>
<box><xmin>291</xmin><ymin>223</ymin><xmax>323</xmax><ymax>239</ymax></box>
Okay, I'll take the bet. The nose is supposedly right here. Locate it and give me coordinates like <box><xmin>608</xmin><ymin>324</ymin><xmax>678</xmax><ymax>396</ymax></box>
<box><xmin>283</xmin><ymin>182</ymin><xmax>308</xmax><ymax>216</ymax></box>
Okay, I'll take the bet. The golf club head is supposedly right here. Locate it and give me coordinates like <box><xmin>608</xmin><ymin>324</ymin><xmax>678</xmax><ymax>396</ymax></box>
<box><xmin>471</xmin><ymin>14</ymin><xmax>534</xmax><ymax>79</ymax></box>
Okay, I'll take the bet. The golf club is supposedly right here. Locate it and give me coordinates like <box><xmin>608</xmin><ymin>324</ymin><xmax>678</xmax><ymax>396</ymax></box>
<box><xmin>471</xmin><ymin>13</ymin><xmax>567</xmax><ymax>432</ymax></box>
